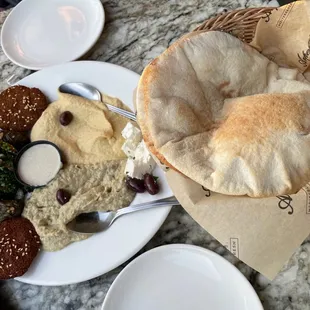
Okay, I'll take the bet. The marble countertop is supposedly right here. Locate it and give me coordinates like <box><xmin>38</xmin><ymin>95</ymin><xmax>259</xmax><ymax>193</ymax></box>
<box><xmin>2</xmin><ymin>0</ymin><xmax>309</xmax><ymax>310</ymax></box>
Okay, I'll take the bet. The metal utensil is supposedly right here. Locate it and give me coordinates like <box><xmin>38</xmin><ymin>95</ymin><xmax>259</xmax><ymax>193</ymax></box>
<box><xmin>6</xmin><ymin>74</ymin><xmax>21</xmax><ymax>86</ymax></box>
<box><xmin>66</xmin><ymin>196</ymin><xmax>179</xmax><ymax>234</ymax></box>
<box><xmin>58</xmin><ymin>82</ymin><xmax>137</xmax><ymax>121</ymax></box>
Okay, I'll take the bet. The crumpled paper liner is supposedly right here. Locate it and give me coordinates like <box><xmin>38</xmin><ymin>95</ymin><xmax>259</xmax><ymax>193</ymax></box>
<box><xmin>250</xmin><ymin>0</ymin><xmax>310</xmax><ymax>73</ymax></box>
<box><xmin>162</xmin><ymin>1</ymin><xmax>310</xmax><ymax>280</ymax></box>
<box><xmin>166</xmin><ymin>170</ymin><xmax>310</xmax><ymax>280</ymax></box>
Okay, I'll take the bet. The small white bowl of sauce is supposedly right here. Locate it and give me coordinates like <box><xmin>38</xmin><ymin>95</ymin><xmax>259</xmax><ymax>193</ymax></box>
<box><xmin>15</xmin><ymin>141</ymin><xmax>63</xmax><ymax>188</ymax></box>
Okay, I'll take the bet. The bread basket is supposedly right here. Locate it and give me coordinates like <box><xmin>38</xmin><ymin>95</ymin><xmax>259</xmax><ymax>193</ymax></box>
<box><xmin>140</xmin><ymin>4</ymin><xmax>310</xmax><ymax>280</ymax></box>
<box><xmin>141</xmin><ymin>7</ymin><xmax>278</xmax><ymax>172</ymax></box>
<box><xmin>194</xmin><ymin>7</ymin><xmax>276</xmax><ymax>43</ymax></box>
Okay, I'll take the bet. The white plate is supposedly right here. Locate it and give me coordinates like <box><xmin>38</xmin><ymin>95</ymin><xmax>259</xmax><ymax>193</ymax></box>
<box><xmin>14</xmin><ymin>61</ymin><xmax>173</xmax><ymax>285</ymax></box>
<box><xmin>1</xmin><ymin>0</ymin><xmax>104</xmax><ymax>70</ymax></box>
<box><xmin>102</xmin><ymin>244</ymin><xmax>263</xmax><ymax>310</ymax></box>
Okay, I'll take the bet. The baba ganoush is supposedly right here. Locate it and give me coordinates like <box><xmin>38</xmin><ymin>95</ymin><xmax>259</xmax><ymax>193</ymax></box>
<box><xmin>23</xmin><ymin>160</ymin><xmax>135</xmax><ymax>251</ymax></box>
<box><xmin>31</xmin><ymin>92</ymin><xmax>134</xmax><ymax>164</ymax></box>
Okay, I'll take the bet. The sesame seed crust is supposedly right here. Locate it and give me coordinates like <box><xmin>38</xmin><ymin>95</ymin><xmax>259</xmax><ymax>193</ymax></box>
<box><xmin>0</xmin><ymin>86</ymin><xmax>48</xmax><ymax>131</ymax></box>
<box><xmin>0</xmin><ymin>217</ymin><xmax>41</xmax><ymax>279</ymax></box>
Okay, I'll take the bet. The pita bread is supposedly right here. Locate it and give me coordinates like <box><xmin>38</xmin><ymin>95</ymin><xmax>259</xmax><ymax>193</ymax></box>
<box><xmin>137</xmin><ymin>31</ymin><xmax>310</xmax><ymax>197</ymax></box>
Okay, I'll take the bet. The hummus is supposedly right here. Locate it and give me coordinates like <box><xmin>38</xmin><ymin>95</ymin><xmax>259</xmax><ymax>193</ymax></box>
<box><xmin>22</xmin><ymin>160</ymin><xmax>135</xmax><ymax>251</ymax></box>
<box><xmin>31</xmin><ymin>92</ymin><xmax>132</xmax><ymax>164</ymax></box>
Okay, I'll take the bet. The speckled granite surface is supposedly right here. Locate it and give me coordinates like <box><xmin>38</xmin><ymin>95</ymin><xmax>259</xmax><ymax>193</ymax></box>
<box><xmin>3</xmin><ymin>1</ymin><xmax>310</xmax><ymax>310</ymax></box>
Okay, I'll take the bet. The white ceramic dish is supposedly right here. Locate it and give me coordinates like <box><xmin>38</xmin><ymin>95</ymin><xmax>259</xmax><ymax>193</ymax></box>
<box><xmin>102</xmin><ymin>244</ymin><xmax>264</xmax><ymax>310</ymax></box>
<box><xmin>15</xmin><ymin>61</ymin><xmax>173</xmax><ymax>285</ymax></box>
<box><xmin>1</xmin><ymin>0</ymin><xmax>104</xmax><ymax>70</ymax></box>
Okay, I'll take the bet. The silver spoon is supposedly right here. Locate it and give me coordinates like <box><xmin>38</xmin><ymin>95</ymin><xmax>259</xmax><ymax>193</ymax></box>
<box><xmin>58</xmin><ymin>82</ymin><xmax>137</xmax><ymax>122</ymax></box>
<box><xmin>66</xmin><ymin>197</ymin><xmax>179</xmax><ymax>234</ymax></box>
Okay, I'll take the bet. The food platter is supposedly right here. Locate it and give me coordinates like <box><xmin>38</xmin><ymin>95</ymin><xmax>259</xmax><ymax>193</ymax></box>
<box><xmin>12</xmin><ymin>61</ymin><xmax>173</xmax><ymax>286</ymax></box>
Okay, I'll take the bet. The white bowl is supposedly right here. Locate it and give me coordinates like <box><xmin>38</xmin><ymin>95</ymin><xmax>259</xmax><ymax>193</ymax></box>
<box><xmin>102</xmin><ymin>244</ymin><xmax>264</xmax><ymax>310</ymax></box>
<box><xmin>1</xmin><ymin>0</ymin><xmax>104</xmax><ymax>70</ymax></box>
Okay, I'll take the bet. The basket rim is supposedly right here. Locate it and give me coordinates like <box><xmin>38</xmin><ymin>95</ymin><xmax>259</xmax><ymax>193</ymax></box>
<box><xmin>193</xmin><ymin>6</ymin><xmax>278</xmax><ymax>42</ymax></box>
<box><xmin>194</xmin><ymin>7</ymin><xmax>277</xmax><ymax>29</ymax></box>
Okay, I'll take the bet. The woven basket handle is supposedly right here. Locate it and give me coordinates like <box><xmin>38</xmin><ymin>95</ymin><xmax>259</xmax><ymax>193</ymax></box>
<box><xmin>194</xmin><ymin>7</ymin><xmax>277</xmax><ymax>43</ymax></box>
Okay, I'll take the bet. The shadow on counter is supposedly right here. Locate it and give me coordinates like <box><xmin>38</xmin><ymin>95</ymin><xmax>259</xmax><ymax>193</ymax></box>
<box><xmin>0</xmin><ymin>280</ymin><xmax>18</xmax><ymax>310</ymax></box>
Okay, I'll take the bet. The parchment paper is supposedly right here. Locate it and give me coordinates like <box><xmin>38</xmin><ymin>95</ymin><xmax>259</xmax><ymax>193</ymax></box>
<box><xmin>166</xmin><ymin>170</ymin><xmax>310</xmax><ymax>279</ymax></box>
<box><xmin>163</xmin><ymin>1</ymin><xmax>310</xmax><ymax>280</ymax></box>
<box><xmin>250</xmin><ymin>0</ymin><xmax>310</xmax><ymax>72</ymax></box>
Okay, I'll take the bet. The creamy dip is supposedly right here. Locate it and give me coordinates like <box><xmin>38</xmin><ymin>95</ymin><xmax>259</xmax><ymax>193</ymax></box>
<box><xmin>22</xmin><ymin>160</ymin><xmax>135</xmax><ymax>251</ymax></box>
<box><xmin>31</xmin><ymin>92</ymin><xmax>131</xmax><ymax>164</ymax></box>
<box><xmin>17</xmin><ymin>143</ymin><xmax>62</xmax><ymax>187</ymax></box>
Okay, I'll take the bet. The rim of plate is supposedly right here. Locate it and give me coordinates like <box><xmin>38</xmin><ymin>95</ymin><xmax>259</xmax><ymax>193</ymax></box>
<box><xmin>17</xmin><ymin>208</ymin><xmax>171</xmax><ymax>286</ymax></box>
<box><xmin>12</xmin><ymin>61</ymin><xmax>173</xmax><ymax>286</ymax></box>
<box><xmin>0</xmin><ymin>0</ymin><xmax>105</xmax><ymax>70</ymax></box>
<box><xmin>102</xmin><ymin>244</ymin><xmax>264</xmax><ymax>310</ymax></box>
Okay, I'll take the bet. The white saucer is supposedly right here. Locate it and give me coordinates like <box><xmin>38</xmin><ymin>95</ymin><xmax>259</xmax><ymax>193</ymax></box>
<box><xmin>1</xmin><ymin>0</ymin><xmax>104</xmax><ymax>70</ymax></box>
<box><xmin>102</xmin><ymin>244</ymin><xmax>263</xmax><ymax>310</ymax></box>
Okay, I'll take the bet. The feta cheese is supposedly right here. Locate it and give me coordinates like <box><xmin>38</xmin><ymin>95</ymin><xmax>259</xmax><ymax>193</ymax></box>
<box><xmin>121</xmin><ymin>123</ymin><xmax>142</xmax><ymax>142</ymax></box>
<box><xmin>122</xmin><ymin>139</ymin><xmax>138</xmax><ymax>158</ymax></box>
<box><xmin>121</xmin><ymin>122</ymin><xmax>156</xmax><ymax>179</ymax></box>
<box><xmin>125</xmin><ymin>141</ymin><xmax>156</xmax><ymax>179</ymax></box>
<box><xmin>121</xmin><ymin>123</ymin><xmax>142</xmax><ymax>158</ymax></box>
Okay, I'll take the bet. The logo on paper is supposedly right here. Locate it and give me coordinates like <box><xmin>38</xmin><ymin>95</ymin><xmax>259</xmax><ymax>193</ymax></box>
<box><xmin>262</xmin><ymin>8</ymin><xmax>278</xmax><ymax>23</ymax></box>
<box><xmin>301</xmin><ymin>184</ymin><xmax>310</xmax><ymax>214</ymax></box>
<box><xmin>276</xmin><ymin>195</ymin><xmax>293</xmax><ymax>215</ymax></box>
<box><xmin>276</xmin><ymin>3</ymin><xmax>294</xmax><ymax>28</ymax></box>
<box><xmin>262</xmin><ymin>11</ymin><xmax>272</xmax><ymax>23</ymax></box>
<box><xmin>201</xmin><ymin>186</ymin><xmax>211</xmax><ymax>197</ymax></box>
<box><xmin>297</xmin><ymin>36</ymin><xmax>310</xmax><ymax>68</ymax></box>
<box><xmin>230</xmin><ymin>238</ymin><xmax>240</xmax><ymax>258</ymax></box>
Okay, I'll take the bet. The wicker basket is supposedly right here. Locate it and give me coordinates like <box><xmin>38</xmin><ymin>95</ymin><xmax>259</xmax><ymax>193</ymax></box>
<box><xmin>194</xmin><ymin>7</ymin><xmax>277</xmax><ymax>43</ymax></box>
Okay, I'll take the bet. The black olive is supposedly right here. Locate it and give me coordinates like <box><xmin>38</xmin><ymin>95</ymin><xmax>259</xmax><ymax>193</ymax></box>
<box><xmin>126</xmin><ymin>177</ymin><xmax>145</xmax><ymax>193</ymax></box>
<box><xmin>144</xmin><ymin>174</ymin><xmax>159</xmax><ymax>195</ymax></box>
<box><xmin>59</xmin><ymin>111</ymin><xmax>73</xmax><ymax>126</ymax></box>
<box><xmin>56</xmin><ymin>189</ymin><xmax>71</xmax><ymax>205</ymax></box>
